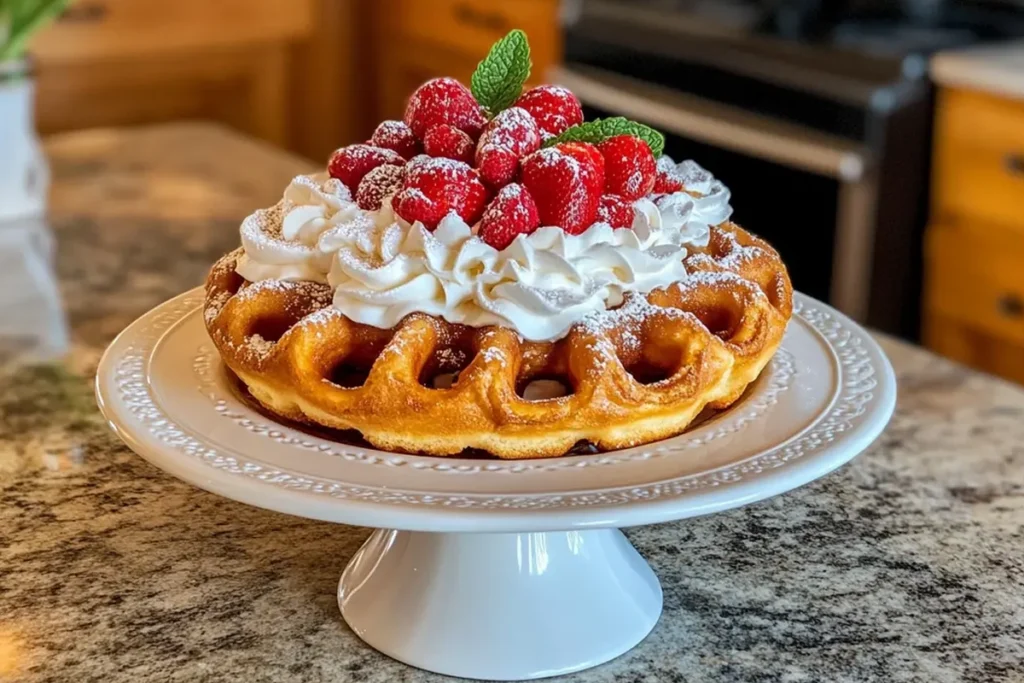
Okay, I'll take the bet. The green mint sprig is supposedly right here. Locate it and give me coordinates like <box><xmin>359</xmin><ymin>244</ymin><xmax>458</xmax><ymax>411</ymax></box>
<box><xmin>544</xmin><ymin>117</ymin><xmax>666</xmax><ymax>158</ymax></box>
<box><xmin>470</xmin><ymin>29</ymin><xmax>531</xmax><ymax>116</ymax></box>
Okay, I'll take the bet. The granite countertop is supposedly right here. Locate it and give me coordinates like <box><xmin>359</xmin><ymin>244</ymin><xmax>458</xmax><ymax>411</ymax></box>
<box><xmin>2</xmin><ymin>123</ymin><xmax>1023</xmax><ymax>683</ymax></box>
<box><xmin>932</xmin><ymin>40</ymin><xmax>1024</xmax><ymax>101</ymax></box>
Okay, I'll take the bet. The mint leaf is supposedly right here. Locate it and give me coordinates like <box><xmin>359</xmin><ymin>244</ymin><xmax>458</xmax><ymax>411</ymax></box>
<box><xmin>544</xmin><ymin>117</ymin><xmax>666</xmax><ymax>158</ymax></box>
<box><xmin>470</xmin><ymin>29</ymin><xmax>531</xmax><ymax>116</ymax></box>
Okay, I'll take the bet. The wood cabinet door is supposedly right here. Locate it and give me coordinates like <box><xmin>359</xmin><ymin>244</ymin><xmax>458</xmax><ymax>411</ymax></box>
<box><xmin>376</xmin><ymin>48</ymin><xmax>480</xmax><ymax>124</ymax></box>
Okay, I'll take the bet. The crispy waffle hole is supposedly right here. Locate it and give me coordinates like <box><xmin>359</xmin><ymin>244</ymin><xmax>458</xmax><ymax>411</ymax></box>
<box><xmin>515</xmin><ymin>338</ymin><xmax>574</xmax><ymax>401</ymax></box>
<box><xmin>516</xmin><ymin>374</ymin><xmax>573</xmax><ymax>401</ymax></box>
<box><xmin>325</xmin><ymin>334</ymin><xmax>392</xmax><ymax>390</ymax></box>
<box><xmin>419</xmin><ymin>336</ymin><xmax>477</xmax><ymax>389</ymax></box>
<box><xmin>619</xmin><ymin>336</ymin><xmax>684</xmax><ymax>386</ymax></box>
<box><xmin>248</xmin><ymin>313</ymin><xmax>299</xmax><ymax>345</ymax></box>
<box><xmin>694</xmin><ymin>304</ymin><xmax>741</xmax><ymax>341</ymax></box>
<box><xmin>328</xmin><ymin>361</ymin><xmax>373</xmax><ymax>389</ymax></box>
<box><xmin>624</xmin><ymin>359</ymin><xmax>675</xmax><ymax>385</ymax></box>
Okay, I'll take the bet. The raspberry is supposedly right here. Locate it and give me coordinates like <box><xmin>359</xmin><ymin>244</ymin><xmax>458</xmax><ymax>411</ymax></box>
<box><xmin>356</xmin><ymin>164</ymin><xmax>405</xmax><ymax>211</ymax></box>
<box><xmin>520</xmin><ymin>142</ymin><xmax>604</xmax><ymax>235</ymax></box>
<box><xmin>597</xmin><ymin>135</ymin><xmax>656</xmax><ymax>199</ymax></box>
<box><xmin>403</xmin><ymin>77</ymin><xmax>487</xmax><ymax>140</ymax></box>
<box><xmin>476</xmin><ymin>148</ymin><xmax>521</xmax><ymax>189</ymax></box>
<box><xmin>327</xmin><ymin>144</ymin><xmax>405</xmax><ymax>192</ymax></box>
<box><xmin>475</xmin><ymin>107</ymin><xmax>542</xmax><ymax>188</ymax></box>
<box><xmin>596</xmin><ymin>195</ymin><xmax>635</xmax><ymax>229</ymax></box>
<box><xmin>478</xmin><ymin>183</ymin><xmax>540</xmax><ymax>250</ymax></box>
<box><xmin>653</xmin><ymin>154</ymin><xmax>684</xmax><ymax>193</ymax></box>
<box><xmin>514</xmin><ymin>85</ymin><xmax>584</xmax><ymax>139</ymax></box>
<box><xmin>392</xmin><ymin>157</ymin><xmax>488</xmax><ymax>230</ymax></box>
<box><xmin>422</xmin><ymin>124</ymin><xmax>475</xmax><ymax>164</ymax></box>
<box><xmin>370</xmin><ymin>120</ymin><xmax>421</xmax><ymax>159</ymax></box>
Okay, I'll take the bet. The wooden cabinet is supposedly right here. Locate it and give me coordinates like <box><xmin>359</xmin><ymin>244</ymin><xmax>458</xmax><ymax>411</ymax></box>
<box><xmin>371</xmin><ymin>0</ymin><xmax>561</xmax><ymax>125</ymax></box>
<box><xmin>28</xmin><ymin>1</ymin><xmax>559</xmax><ymax>162</ymax></box>
<box><xmin>924</xmin><ymin>87</ymin><xmax>1024</xmax><ymax>384</ymax></box>
<box><xmin>30</xmin><ymin>0</ymin><xmax>326</xmax><ymax>151</ymax></box>
<box><xmin>933</xmin><ymin>90</ymin><xmax>1024</xmax><ymax>233</ymax></box>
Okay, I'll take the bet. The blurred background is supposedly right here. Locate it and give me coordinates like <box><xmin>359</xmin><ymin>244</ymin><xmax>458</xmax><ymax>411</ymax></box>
<box><xmin>4</xmin><ymin>0</ymin><xmax>1024</xmax><ymax>384</ymax></box>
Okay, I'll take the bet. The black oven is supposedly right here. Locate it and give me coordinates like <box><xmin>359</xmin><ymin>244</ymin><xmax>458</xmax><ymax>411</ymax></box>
<box><xmin>555</xmin><ymin>0</ymin><xmax>1024</xmax><ymax>339</ymax></box>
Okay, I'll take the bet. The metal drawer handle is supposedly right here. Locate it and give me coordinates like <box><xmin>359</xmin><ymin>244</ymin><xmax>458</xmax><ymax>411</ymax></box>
<box><xmin>1006</xmin><ymin>154</ymin><xmax>1024</xmax><ymax>177</ymax></box>
<box><xmin>58</xmin><ymin>3</ymin><xmax>107</xmax><ymax>23</ymax></box>
<box><xmin>453</xmin><ymin>3</ymin><xmax>509</xmax><ymax>32</ymax></box>
<box><xmin>998</xmin><ymin>294</ymin><xmax>1024</xmax><ymax>319</ymax></box>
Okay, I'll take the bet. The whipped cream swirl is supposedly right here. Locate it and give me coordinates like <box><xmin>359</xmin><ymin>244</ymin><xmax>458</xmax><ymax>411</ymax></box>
<box><xmin>324</xmin><ymin>197</ymin><xmax>691</xmax><ymax>342</ymax></box>
<box><xmin>235</xmin><ymin>161</ymin><xmax>733</xmax><ymax>342</ymax></box>
<box><xmin>235</xmin><ymin>174</ymin><xmax>357</xmax><ymax>284</ymax></box>
<box><xmin>653</xmin><ymin>157</ymin><xmax>732</xmax><ymax>249</ymax></box>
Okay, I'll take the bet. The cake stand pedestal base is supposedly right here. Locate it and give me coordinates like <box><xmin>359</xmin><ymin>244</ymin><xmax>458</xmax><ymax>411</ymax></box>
<box><xmin>338</xmin><ymin>528</ymin><xmax>663</xmax><ymax>681</ymax></box>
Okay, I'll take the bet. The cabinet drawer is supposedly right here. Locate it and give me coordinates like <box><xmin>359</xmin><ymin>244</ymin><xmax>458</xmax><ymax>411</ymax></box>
<box><xmin>933</xmin><ymin>89</ymin><xmax>1024</xmax><ymax>232</ymax></box>
<box><xmin>391</xmin><ymin>0</ymin><xmax>559</xmax><ymax>76</ymax></box>
<box><xmin>33</xmin><ymin>0</ymin><xmax>313</xmax><ymax>63</ymax></box>
<box><xmin>926</xmin><ymin>222</ymin><xmax>1024</xmax><ymax>346</ymax></box>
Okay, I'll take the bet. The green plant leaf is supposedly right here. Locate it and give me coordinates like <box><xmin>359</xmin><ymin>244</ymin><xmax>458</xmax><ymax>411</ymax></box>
<box><xmin>470</xmin><ymin>28</ymin><xmax>531</xmax><ymax>116</ymax></box>
<box><xmin>1</xmin><ymin>0</ymin><xmax>71</xmax><ymax>62</ymax></box>
<box><xmin>543</xmin><ymin>116</ymin><xmax>666</xmax><ymax>158</ymax></box>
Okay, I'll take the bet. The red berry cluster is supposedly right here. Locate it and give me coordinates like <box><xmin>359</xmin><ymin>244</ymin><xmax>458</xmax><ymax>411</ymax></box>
<box><xmin>326</xmin><ymin>76</ymin><xmax>662</xmax><ymax>250</ymax></box>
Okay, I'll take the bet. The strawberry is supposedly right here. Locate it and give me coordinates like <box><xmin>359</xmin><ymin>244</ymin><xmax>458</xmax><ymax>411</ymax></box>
<box><xmin>422</xmin><ymin>124</ymin><xmax>475</xmax><ymax>164</ymax></box>
<box><xmin>404</xmin><ymin>77</ymin><xmax>487</xmax><ymax>140</ymax></box>
<box><xmin>478</xmin><ymin>183</ymin><xmax>540</xmax><ymax>250</ymax></box>
<box><xmin>514</xmin><ymin>85</ymin><xmax>584</xmax><ymax>139</ymax></box>
<box><xmin>328</xmin><ymin>144</ymin><xmax>406</xmax><ymax>192</ymax></box>
<box><xmin>596</xmin><ymin>195</ymin><xmax>635</xmax><ymax>229</ymax></box>
<box><xmin>597</xmin><ymin>135</ymin><xmax>656</xmax><ymax>200</ymax></box>
<box><xmin>653</xmin><ymin>154</ymin><xmax>684</xmax><ymax>193</ymax></box>
<box><xmin>356</xmin><ymin>164</ymin><xmax>405</xmax><ymax>211</ymax></box>
<box><xmin>520</xmin><ymin>142</ymin><xmax>604</xmax><ymax>235</ymax></box>
<box><xmin>370</xmin><ymin>120</ymin><xmax>421</xmax><ymax>159</ymax></box>
<box><xmin>392</xmin><ymin>157</ymin><xmax>488</xmax><ymax>230</ymax></box>
<box><xmin>475</xmin><ymin>107</ymin><xmax>542</xmax><ymax>188</ymax></box>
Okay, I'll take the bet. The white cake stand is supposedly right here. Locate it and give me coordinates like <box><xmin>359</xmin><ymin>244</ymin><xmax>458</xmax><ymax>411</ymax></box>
<box><xmin>96</xmin><ymin>288</ymin><xmax>895</xmax><ymax>681</ymax></box>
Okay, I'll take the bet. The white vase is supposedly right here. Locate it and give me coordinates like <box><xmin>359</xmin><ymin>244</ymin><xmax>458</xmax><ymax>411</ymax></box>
<box><xmin>0</xmin><ymin>60</ymin><xmax>49</xmax><ymax>221</ymax></box>
<box><xmin>0</xmin><ymin>59</ymin><xmax>67</xmax><ymax>361</ymax></box>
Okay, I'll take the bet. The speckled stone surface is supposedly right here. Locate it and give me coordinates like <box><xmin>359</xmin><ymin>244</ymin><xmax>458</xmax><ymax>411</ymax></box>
<box><xmin>1</xmin><ymin>123</ymin><xmax>1022</xmax><ymax>683</ymax></box>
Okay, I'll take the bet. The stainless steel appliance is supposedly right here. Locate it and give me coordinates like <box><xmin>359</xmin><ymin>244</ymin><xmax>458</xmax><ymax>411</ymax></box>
<box><xmin>556</xmin><ymin>0</ymin><xmax>1024</xmax><ymax>338</ymax></box>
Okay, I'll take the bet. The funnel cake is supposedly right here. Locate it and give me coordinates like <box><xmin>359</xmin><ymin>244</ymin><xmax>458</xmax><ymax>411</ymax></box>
<box><xmin>202</xmin><ymin>31</ymin><xmax>792</xmax><ymax>459</ymax></box>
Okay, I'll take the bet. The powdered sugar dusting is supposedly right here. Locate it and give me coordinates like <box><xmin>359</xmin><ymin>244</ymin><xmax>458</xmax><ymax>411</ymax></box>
<box><xmin>205</xmin><ymin>289</ymin><xmax>232</xmax><ymax>324</ymax></box>
<box><xmin>478</xmin><ymin>107</ymin><xmax>541</xmax><ymax>155</ymax></box>
<box><xmin>436</xmin><ymin>346</ymin><xmax>468</xmax><ymax>369</ymax></box>
<box><xmin>481</xmin><ymin>346</ymin><xmax>507</xmax><ymax>367</ymax></box>
<box><xmin>356</xmin><ymin>164</ymin><xmax>405</xmax><ymax>211</ymax></box>
<box><xmin>245</xmin><ymin>333</ymin><xmax>275</xmax><ymax>360</ymax></box>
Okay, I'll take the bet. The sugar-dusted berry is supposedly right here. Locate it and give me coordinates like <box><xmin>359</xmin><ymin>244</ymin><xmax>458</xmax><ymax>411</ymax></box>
<box><xmin>596</xmin><ymin>195</ymin><xmax>635</xmax><ymax>229</ymax></box>
<box><xmin>327</xmin><ymin>144</ymin><xmax>406</xmax><ymax>192</ymax></box>
<box><xmin>597</xmin><ymin>135</ymin><xmax>656</xmax><ymax>200</ymax></box>
<box><xmin>514</xmin><ymin>85</ymin><xmax>584</xmax><ymax>139</ymax></box>
<box><xmin>520</xmin><ymin>142</ymin><xmax>604</xmax><ymax>235</ymax></box>
<box><xmin>392</xmin><ymin>157</ymin><xmax>488</xmax><ymax>230</ymax></box>
<box><xmin>404</xmin><ymin>77</ymin><xmax>487</xmax><ymax>140</ymax></box>
<box><xmin>475</xmin><ymin>107</ymin><xmax>542</xmax><ymax>188</ymax></box>
<box><xmin>356</xmin><ymin>164</ymin><xmax>406</xmax><ymax>211</ymax></box>
<box><xmin>422</xmin><ymin>124</ymin><xmax>475</xmax><ymax>164</ymax></box>
<box><xmin>370</xmin><ymin>120</ymin><xmax>421</xmax><ymax>159</ymax></box>
<box><xmin>478</xmin><ymin>183</ymin><xmax>540</xmax><ymax>250</ymax></box>
<box><xmin>653</xmin><ymin>154</ymin><xmax>684</xmax><ymax>193</ymax></box>
<box><xmin>477</xmin><ymin>148</ymin><xmax>520</xmax><ymax>189</ymax></box>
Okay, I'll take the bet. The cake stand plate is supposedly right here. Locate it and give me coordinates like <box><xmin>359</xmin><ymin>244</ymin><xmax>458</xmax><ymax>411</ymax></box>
<box><xmin>96</xmin><ymin>288</ymin><xmax>895</xmax><ymax>681</ymax></box>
